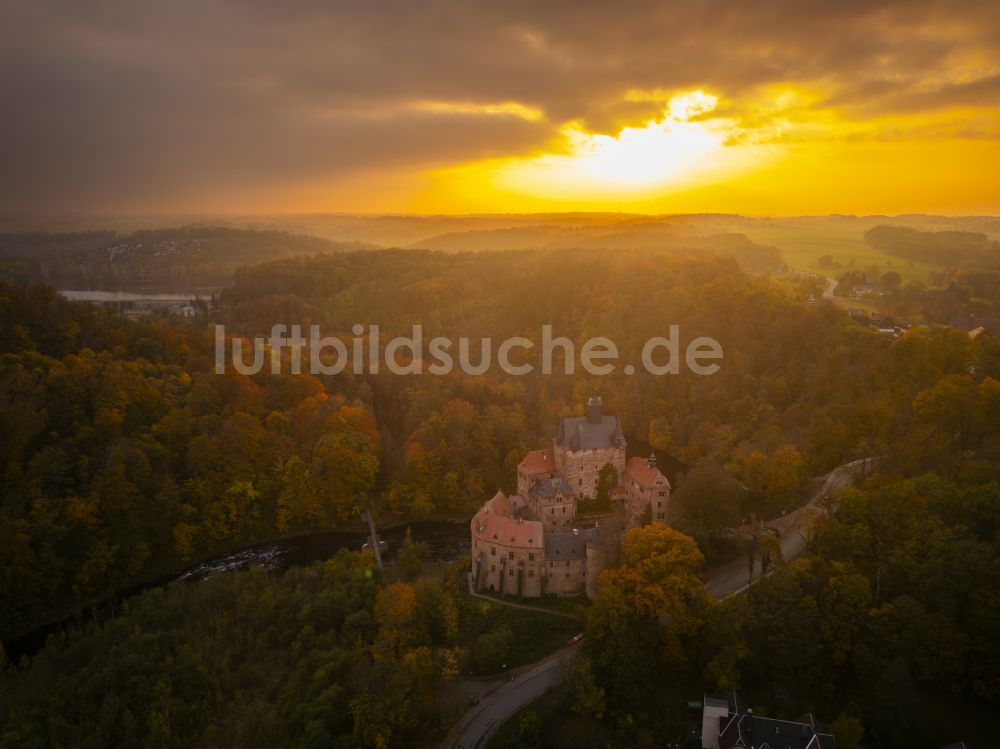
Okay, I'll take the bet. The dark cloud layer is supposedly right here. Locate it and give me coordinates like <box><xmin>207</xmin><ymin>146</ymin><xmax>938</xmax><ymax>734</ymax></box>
<box><xmin>1</xmin><ymin>0</ymin><xmax>998</xmax><ymax>212</ymax></box>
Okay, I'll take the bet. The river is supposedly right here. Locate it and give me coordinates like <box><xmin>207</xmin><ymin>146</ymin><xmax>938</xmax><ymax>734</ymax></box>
<box><xmin>5</xmin><ymin>520</ymin><xmax>469</xmax><ymax>662</ymax></box>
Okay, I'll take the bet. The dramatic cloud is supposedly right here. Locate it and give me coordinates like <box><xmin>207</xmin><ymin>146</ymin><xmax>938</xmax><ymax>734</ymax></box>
<box><xmin>1</xmin><ymin>0</ymin><xmax>999</xmax><ymax>213</ymax></box>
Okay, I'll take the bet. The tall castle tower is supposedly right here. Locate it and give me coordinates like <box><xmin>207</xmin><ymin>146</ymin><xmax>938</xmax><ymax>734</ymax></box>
<box><xmin>552</xmin><ymin>396</ymin><xmax>626</xmax><ymax>499</ymax></box>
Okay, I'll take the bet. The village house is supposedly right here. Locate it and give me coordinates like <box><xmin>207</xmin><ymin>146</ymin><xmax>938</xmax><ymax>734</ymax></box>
<box><xmin>852</xmin><ymin>283</ymin><xmax>886</xmax><ymax>297</ymax></box>
<box><xmin>701</xmin><ymin>693</ymin><xmax>837</xmax><ymax>749</ymax></box>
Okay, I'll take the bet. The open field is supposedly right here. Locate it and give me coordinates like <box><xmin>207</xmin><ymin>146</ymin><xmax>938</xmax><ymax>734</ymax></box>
<box><xmin>739</xmin><ymin>222</ymin><xmax>947</xmax><ymax>284</ymax></box>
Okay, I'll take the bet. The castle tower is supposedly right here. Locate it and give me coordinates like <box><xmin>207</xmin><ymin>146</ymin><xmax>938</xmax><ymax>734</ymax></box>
<box><xmin>552</xmin><ymin>397</ymin><xmax>627</xmax><ymax>498</ymax></box>
<box><xmin>586</xmin><ymin>395</ymin><xmax>603</xmax><ymax>424</ymax></box>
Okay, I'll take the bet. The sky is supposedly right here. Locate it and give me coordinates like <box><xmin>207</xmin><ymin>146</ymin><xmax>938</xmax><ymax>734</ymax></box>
<box><xmin>2</xmin><ymin>0</ymin><xmax>1000</xmax><ymax>217</ymax></box>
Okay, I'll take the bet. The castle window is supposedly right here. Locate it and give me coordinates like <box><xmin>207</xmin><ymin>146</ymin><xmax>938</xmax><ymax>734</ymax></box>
<box><xmin>529</xmin><ymin>552</ymin><xmax>535</xmax><ymax>561</ymax></box>
<box><xmin>566</xmin><ymin>561</ymin><xmax>571</xmax><ymax>568</ymax></box>
<box><xmin>508</xmin><ymin>551</ymin><xmax>515</xmax><ymax>560</ymax></box>
<box><xmin>509</xmin><ymin>568</ymin><xmax>514</xmax><ymax>576</ymax></box>
<box><xmin>491</xmin><ymin>565</ymin><xmax>496</xmax><ymax>572</ymax></box>
<box><xmin>528</xmin><ymin>570</ymin><xmax>535</xmax><ymax>577</ymax></box>
<box><xmin>491</xmin><ymin>547</ymin><xmax>496</xmax><ymax>556</ymax></box>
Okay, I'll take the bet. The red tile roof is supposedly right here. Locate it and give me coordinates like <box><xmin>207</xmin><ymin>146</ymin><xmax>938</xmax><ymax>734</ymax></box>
<box><xmin>485</xmin><ymin>489</ymin><xmax>525</xmax><ymax>517</ymax></box>
<box><xmin>518</xmin><ymin>448</ymin><xmax>556</xmax><ymax>476</ymax></box>
<box><xmin>625</xmin><ymin>456</ymin><xmax>670</xmax><ymax>489</ymax></box>
<box><xmin>471</xmin><ymin>494</ymin><xmax>543</xmax><ymax>548</ymax></box>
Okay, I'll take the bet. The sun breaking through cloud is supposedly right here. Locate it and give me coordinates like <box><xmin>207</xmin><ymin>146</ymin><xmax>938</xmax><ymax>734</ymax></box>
<box><xmin>2</xmin><ymin>0</ymin><xmax>1000</xmax><ymax>215</ymax></box>
<box><xmin>492</xmin><ymin>91</ymin><xmax>752</xmax><ymax>196</ymax></box>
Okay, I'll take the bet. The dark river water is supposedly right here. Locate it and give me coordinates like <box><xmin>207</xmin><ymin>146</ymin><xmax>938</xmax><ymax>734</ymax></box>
<box><xmin>6</xmin><ymin>520</ymin><xmax>469</xmax><ymax>662</ymax></box>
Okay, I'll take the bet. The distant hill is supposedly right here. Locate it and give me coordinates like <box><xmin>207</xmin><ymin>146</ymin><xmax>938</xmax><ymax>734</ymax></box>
<box><xmin>4</xmin><ymin>213</ymin><xmax>999</xmax><ymax>291</ymax></box>
<box><xmin>409</xmin><ymin>223</ymin><xmax>781</xmax><ymax>273</ymax></box>
<box><xmin>865</xmin><ymin>225</ymin><xmax>1000</xmax><ymax>266</ymax></box>
<box><xmin>0</xmin><ymin>226</ymin><xmax>370</xmax><ymax>292</ymax></box>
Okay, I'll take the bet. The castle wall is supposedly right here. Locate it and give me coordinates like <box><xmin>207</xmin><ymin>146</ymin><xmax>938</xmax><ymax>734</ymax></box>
<box><xmin>624</xmin><ymin>476</ymin><xmax>670</xmax><ymax>525</ymax></box>
<box><xmin>471</xmin><ymin>400</ymin><xmax>630</xmax><ymax>600</ymax></box>
<box><xmin>585</xmin><ymin>542</ymin><xmax>605</xmax><ymax>600</ymax></box>
<box><xmin>555</xmin><ymin>444</ymin><xmax>626</xmax><ymax>499</ymax></box>
<box><xmin>650</xmin><ymin>483</ymin><xmax>670</xmax><ymax>522</ymax></box>
<box><xmin>471</xmin><ymin>535</ymin><xmax>544</xmax><ymax>597</ymax></box>
<box><xmin>529</xmin><ymin>495</ymin><xmax>577</xmax><ymax>532</ymax></box>
<box><xmin>544</xmin><ymin>558</ymin><xmax>588</xmax><ymax>596</ymax></box>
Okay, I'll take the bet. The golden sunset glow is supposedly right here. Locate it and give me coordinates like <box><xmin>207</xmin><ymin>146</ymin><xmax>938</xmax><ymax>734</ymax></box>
<box><xmin>403</xmin><ymin>82</ymin><xmax>1000</xmax><ymax>215</ymax></box>
<box><xmin>2</xmin><ymin>1</ymin><xmax>999</xmax><ymax>216</ymax></box>
<box><xmin>410</xmin><ymin>100</ymin><xmax>545</xmax><ymax>121</ymax></box>
<box><xmin>494</xmin><ymin>91</ymin><xmax>743</xmax><ymax>195</ymax></box>
<box><xmin>5</xmin><ymin>4</ymin><xmax>1000</xmax><ymax>741</ymax></box>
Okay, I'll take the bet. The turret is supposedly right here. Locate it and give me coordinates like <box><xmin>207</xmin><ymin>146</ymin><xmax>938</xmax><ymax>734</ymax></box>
<box><xmin>586</xmin><ymin>395</ymin><xmax>603</xmax><ymax>424</ymax></box>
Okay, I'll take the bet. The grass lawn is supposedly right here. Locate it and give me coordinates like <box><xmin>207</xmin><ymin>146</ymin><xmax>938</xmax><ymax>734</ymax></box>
<box><xmin>456</xmin><ymin>592</ymin><xmax>583</xmax><ymax>674</ymax></box>
<box><xmin>472</xmin><ymin>588</ymin><xmax>591</xmax><ymax>619</ymax></box>
<box><xmin>577</xmin><ymin>495</ymin><xmax>614</xmax><ymax>514</ymax></box>
<box><xmin>742</xmin><ymin>223</ymin><xmax>946</xmax><ymax>285</ymax></box>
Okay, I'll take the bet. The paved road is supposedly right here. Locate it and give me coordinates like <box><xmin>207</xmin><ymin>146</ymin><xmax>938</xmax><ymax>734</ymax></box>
<box><xmin>703</xmin><ymin>456</ymin><xmax>872</xmax><ymax>598</ymax></box>
<box><xmin>783</xmin><ymin>268</ymin><xmax>837</xmax><ymax>302</ymax></box>
<box><xmin>822</xmin><ymin>275</ymin><xmax>838</xmax><ymax>300</ymax></box>
<box><xmin>444</xmin><ymin>646</ymin><xmax>578</xmax><ymax>749</ymax></box>
<box><xmin>442</xmin><ymin>457</ymin><xmax>873</xmax><ymax>749</ymax></box>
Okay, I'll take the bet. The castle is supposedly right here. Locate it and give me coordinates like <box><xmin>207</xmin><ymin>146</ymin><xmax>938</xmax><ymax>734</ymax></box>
<box><xmin>470</xmin><ymin>396</ymin><xmax>671</xmax><ymax>599</ymax></box>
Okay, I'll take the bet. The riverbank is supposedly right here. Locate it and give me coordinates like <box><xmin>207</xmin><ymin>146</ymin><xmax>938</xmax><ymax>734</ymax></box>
<box><xmin>3</xmin><ymin>517</ymin><xmax>469</xmax><ymax>662</ymax></box>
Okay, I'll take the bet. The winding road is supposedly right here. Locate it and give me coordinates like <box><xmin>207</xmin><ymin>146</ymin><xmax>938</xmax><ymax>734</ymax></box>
<box><xmin>822</xmin><ymin>275</ymin><xmax>838</xmax><ymax>300</ymax></box>
<box><xmin>444</xmin><ymin>647</ymin><xmax>578</xmax><ymax>749</ymax></box>
<box><xmin>703</xmin><ymin>456</ymin><xmax>873</xmax><ymax>598</ymax></box>
<box><xmin>442</xmin><ymin>457</ymin><xmax>874</xmax><ymax>749</ymax></box>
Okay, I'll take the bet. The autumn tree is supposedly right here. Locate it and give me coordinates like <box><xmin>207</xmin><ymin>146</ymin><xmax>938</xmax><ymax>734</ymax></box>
<box><xmin>668</xmin><ymin>464</ymin><xmax>743</xmax><ymax>560</ymax></box>
<box><xmin>585</xmin><ymin>524</ymin><xmax>711</xmax><ymax>714</ymax></box>
<box><xmin>396</xmin><ymin>527</ymin><xmax>426</xmax><ymax>582</ymax></box>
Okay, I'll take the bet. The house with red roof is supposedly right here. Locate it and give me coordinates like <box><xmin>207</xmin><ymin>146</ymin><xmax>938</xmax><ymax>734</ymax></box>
<box><xmin>623</xmin><ymin>453</ymin><xmax>672</xmax><ymax>526</ymax></box>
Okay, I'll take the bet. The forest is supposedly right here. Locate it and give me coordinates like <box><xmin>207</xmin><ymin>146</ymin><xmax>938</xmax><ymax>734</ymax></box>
<box><xmin>1</xmin><ymin>242</ymin><xmax>999</xmax><ymax>747</ymax></box>
<box><xmin>0</xmin><ymin>228</ymin><xmax>366</xmax><ymax>292</ymax></box>
<box><xmin>0</xmin><ymin>544</ymin><xmax>583</xmax><ymax>748</ymax></box>
<box><xmin>864</xmin><ymin>225</ymin><xmax>1000</xmax><ymax>267</ymax></box>
<box><xmin>564</xmin><ymin>473</ymin><xmax>1000</xmax><ymax>748</ymax></box>
<box><xmin>858</xmin><ymin>226</ymin><xmax>1000</xmax><ymax>307</ymax></box>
